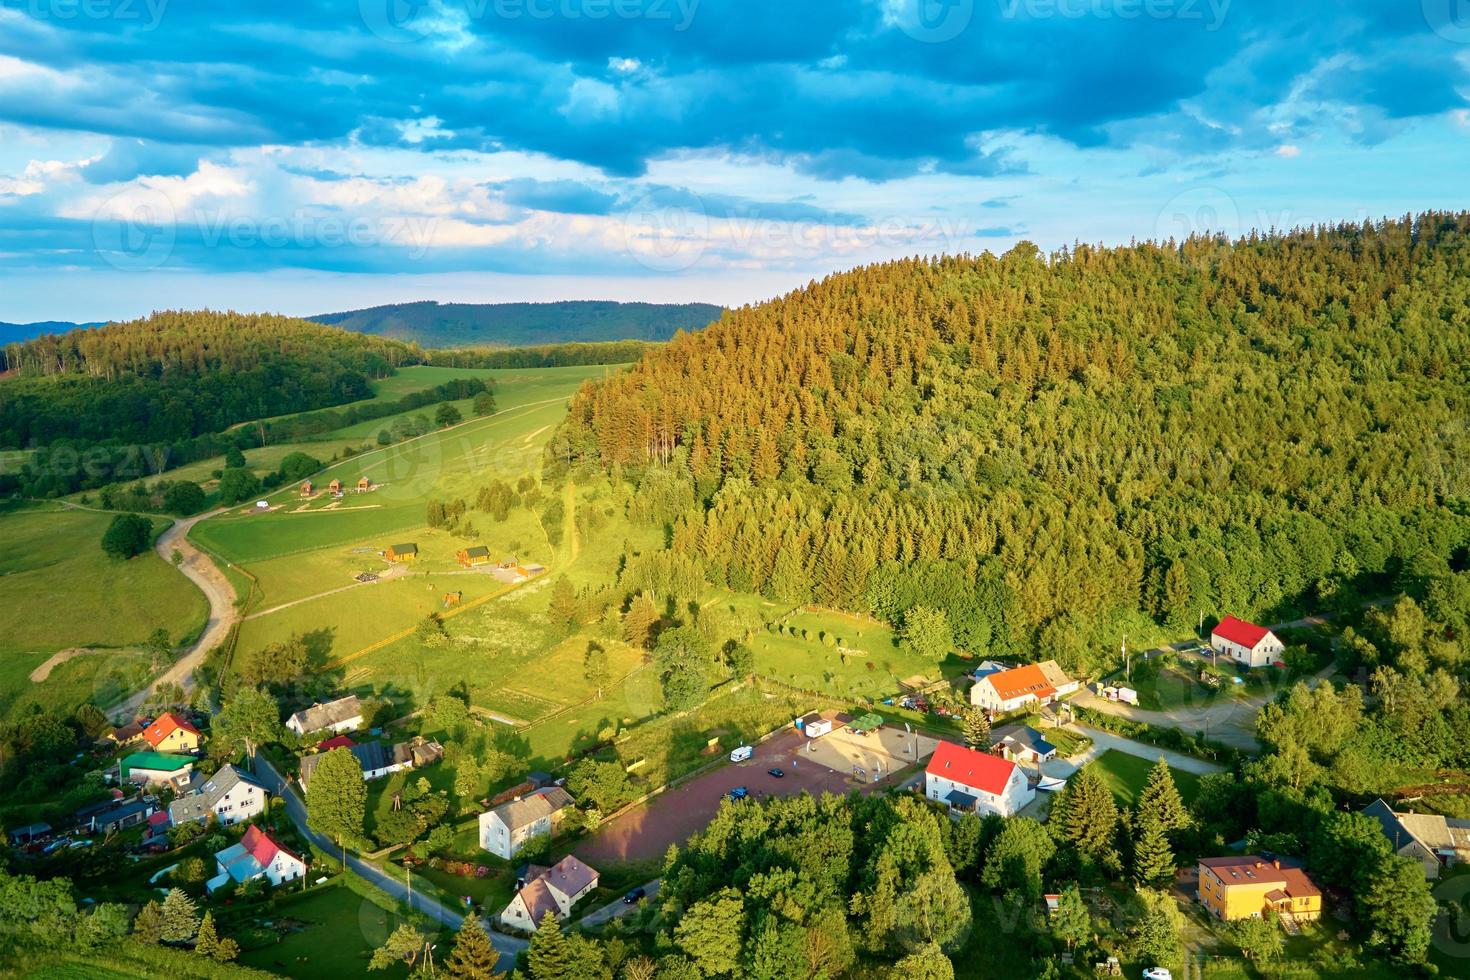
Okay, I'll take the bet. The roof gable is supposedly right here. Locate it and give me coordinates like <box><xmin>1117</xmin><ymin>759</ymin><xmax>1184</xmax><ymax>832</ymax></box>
<box><xmin>925</xmin><ymin>741</ymin><xmax>1018</xmax><ymax>796</ymax></box>
<box><xmin>1212</xmin><ymin>616</ymin><xmax>1274</xmax><ymax>649</ymax></box>
<box><xmin>982</xmin><ymin>663</ymin><xmax>1055</xmax><ymax>702</ymax></box>
<box><xmin>142</xmin><ymin>712</ymin><xmax>201</xmax><ymax>748</ymax></box>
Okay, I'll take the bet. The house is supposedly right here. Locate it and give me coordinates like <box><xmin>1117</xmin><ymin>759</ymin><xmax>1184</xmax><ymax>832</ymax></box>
<box><xmin>141</xmin><ymin>712</ymin><xmax>202</xmax><ymax>754</ymax></box>
<box><xmin>7</xmin><ymin>823</ymin><xmax>51</xmax><ymax>846</ymax></box>
<box><xmin>1363</xmin><ymin>799</ymin><xmax>1470</xmax><ymax>879</ymax></box>
<box><xmin>924</xmin><ymin>741</ymin><xmax>1035</xmax><ymax>818</ymax></box>
<box><xmin>1210</xmin><ymin>616</ymin><xmax>1285</xmax><ymax>669</ymax></box>
<box><xmin>1197</xmin><ymin>856</ymin><xmax>1322</xmax><ymax>922</ymax></box>
<box><xmin>105</xmin><ymin>722</ymin><xmax>146</xmax><ymax>748</ymax></box>
<box><xmin>385</xmin><ymin>543</ymin><xmax>418</xmax><ymax>563</ymax></box>
<box><xmin>479</xmin><ymin>787</ymin><xmax>576</xmax><ymax>860</ymax></box>
<box><xmin>356</xmin><ymin>477</ymin><xmax>373</xmax><ymax>492</ymax></box>
<box><xmin>74</xmin><ymin>796</ymin><xmax>154</xmax><ymax>834</ymax></box>
<box><xmin>285</xmin><ymin>695</ymin><xmax>364</xmax><ymax>737</ymax></box>
<box><xmin>119</xmin><ymin>752</ymin><xmax>196</xmax><ymax>789</ymax></box>
<box><xmin>207</xmin><ymin>826</ymin><xmax>307</xmax><ymax>893</ymax></box>
<box><xmin>457</xmin><ymin>545</ymin><xmax>492</xmax><ymax>568</ymax></box>
<box><xmin>300</xmin><ymin>481</ymin><xmax>314</xmax><ymax>498</ymax></box>
<box><xmin>318</xmin><ymin>734</ymin><xmax>356</xmax><ymax>751</ymax></box>
<box><xmin>298</xmin><ymin>737</ymin><xmax>443</xmax><ymax>792</ymax></box>
<box><xmin>168</xmin><ymin>765</ymin><xmax>270</xmax><ymax>829</ymax></box>
<box><xmin>500</xmin><ymin>856</ymin><xmax>599</xmax><ymax>931</ymax></box>
<box><xmin>992</xmin><ymin>725</ymin><xmax>1058</xmax><ymax>764</ymax></box>
<box><xmin>328</xmin><ymin>479</ymin><xmax>343</xmax><ymax>494</ymax></box>
<box><xmin>970</xmin><ymin>660</ymin><xmax>1077</xmax><ymax>714</ymax></box>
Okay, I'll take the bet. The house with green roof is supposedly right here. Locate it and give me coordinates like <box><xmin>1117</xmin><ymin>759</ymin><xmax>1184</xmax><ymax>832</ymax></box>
<box><xmin>119</xmin><ymin>751</ymin><xmax>196</xmax><ymax>790</ymax></box>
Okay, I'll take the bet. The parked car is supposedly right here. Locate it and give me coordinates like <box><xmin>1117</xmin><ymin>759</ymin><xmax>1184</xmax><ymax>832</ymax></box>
<box><xmin>1142</xmin><ymin>969</ymin><xmax>1173</xmax><ymax>980</ymax></box>
<box><xmin>623</xmin><ymin>887</ymin><xmax>646</xmax><ymax>905</ymax></box>
<box><xmin>728</xmin><ymin>787</ymin><xmax>749</xmax><ymax>802</ymax></box>
<box><xmin>767</xmin><ymin>768</ymin><xmax>785</xmax><ymax>778</ymax></box>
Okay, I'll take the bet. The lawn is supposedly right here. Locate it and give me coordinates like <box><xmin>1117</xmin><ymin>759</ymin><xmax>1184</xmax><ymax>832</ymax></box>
<box><xmin>0</xmin><ymin>504</ymin><xmax>209</xmax><ymax>720</ymax></box>
<box><xmin>235</xmin><ymin>881</ymin><xmax>393</xmax><ymax>978</ymax></box>
<box><xmin>1083</xmin><ymin>749</ymin><xmax>1202</xmax><ymax>807</ymax></box>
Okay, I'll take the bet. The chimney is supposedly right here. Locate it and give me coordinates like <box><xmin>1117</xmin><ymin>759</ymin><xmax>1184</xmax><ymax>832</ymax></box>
<box><xmin>1272</xmin><ymin>860</ymin><xmax>1281</xmax><ymax>869</ymax></box>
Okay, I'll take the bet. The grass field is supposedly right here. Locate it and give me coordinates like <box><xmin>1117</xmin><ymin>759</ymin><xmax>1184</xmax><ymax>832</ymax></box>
<box><xmin>0</xmin><ymin>504</ymin><xmax>208</xmax><ymax>719</ymax></box>
<box><xmin>1084</xmin><ymin>749</ymin><xmax>1202</xmax><ymax>807</ymax></box>
<box><xmin>236</xmin><ymin>882</ymin><xmax>388</xmax><ymax>978</ymax></box>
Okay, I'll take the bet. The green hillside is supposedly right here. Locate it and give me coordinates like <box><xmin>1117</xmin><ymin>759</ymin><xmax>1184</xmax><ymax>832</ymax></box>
<box><xmin>310</xmin><ymin>299</ymin><xmax>722</xmax><ymax>347</ymax></box>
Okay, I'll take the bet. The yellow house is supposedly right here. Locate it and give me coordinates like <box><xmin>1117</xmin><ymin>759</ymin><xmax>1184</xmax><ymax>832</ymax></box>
<box><xmin>385</xmin><ymin>543</ymin><xmax>419</xmax><ymax>563</ymax></box>
<box><xmin>1198</xmin><ymin>856</ymin><xmax>1322</xmax><ymax>922</ymax></box>
<box><xmin>141</xmin><ymin>713</ymin><xmax>202</xmax><ymax>754</ymax></box>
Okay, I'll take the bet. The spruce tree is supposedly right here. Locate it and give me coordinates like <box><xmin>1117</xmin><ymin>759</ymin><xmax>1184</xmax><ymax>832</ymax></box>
<box><xmin>1057</xmin><ymin>768</ymin><xmax>1121</xmax><ymax>876</ymax></box>
<box><xmin>1132</xmin><ymin>815</ymin><xmax>1177</xmax><ymax>888</ymax></box>
<box><xmin>132</xmin><ymin>900</ymin><xmax>164</xmax><ymax>944</ymax></box>
<box><xmin>445</xmin><ymin>914</ymin><xmax>501</xmax><ymax>979</ymax></box>
<box><xmin>1137</xmin><ymin>757</ymin><xmax>1191</xmax><ymax>834</ymax></box>
<box><xmin>962</xmin><ymin>708</ymin><xmax>991</xmax><ymax>749</ymax></box>
<box><xmin>193</xmin><ymin>911</ymin><xmax>219</xmax><ymax>957</ymax></box>
<box><xmin>159</xmin><ymin>888</ymin><xmax>200</xmax><ymax>944</ymax></box>
<box><xmin>526</xmin><ymin>912</ymin><xmax>573</xmax><ymax>979</ymax></box>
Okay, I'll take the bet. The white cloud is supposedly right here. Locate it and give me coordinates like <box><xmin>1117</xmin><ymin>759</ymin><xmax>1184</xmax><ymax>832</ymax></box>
<box><xmin>1274</xmin><ymin>145</ymin><xmax>1301</xmax><ymax>158</ymax></box>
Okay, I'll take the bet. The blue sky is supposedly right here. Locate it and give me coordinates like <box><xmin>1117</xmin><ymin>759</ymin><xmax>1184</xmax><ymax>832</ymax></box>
<box><xmin>0</xmin><ymin>0</ymin><xmax>1466</xmax><ymax>321</ymax></box>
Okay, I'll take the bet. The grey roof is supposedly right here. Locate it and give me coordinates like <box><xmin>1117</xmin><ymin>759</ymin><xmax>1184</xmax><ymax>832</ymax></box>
<box><xmin>492</xmin><ymin>787</ymin><xmax>575</xmax><ymax>833</ymax></box>
<box><xmin>288</xmin><ymin>695</ymin><xmax>363</xmax><ymax>734</ymax></box>
<box><xmin>994</xmin><ymin>725</ymin><xmax>1057</xmax><ymax>758</ymax></box>
<box><xmin>1363</xmin><ymin>798</ymin><xmax>1459</xmax><ymax>854</ymax></box>
<box><xmin>169</xmin><ymin>765</ymin><xmax>267</xmax><ymax>825</ymax></box>
<box><xmin>300</xmin><ymin>741</ymin><xmax>386</xmax><ymax>789</ymax></box>
<box><xmin>8</xmin><ymin>822</ymin><xmax>51</xmax><ymax>841</ymax></box>
<box><xmin>945</xmin><ymin>789</ymin><xmax>978</xmax><ymax>809</ymax></box>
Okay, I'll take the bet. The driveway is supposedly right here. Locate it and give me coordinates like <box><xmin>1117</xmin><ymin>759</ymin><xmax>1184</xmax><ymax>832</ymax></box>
<box><xmin>112</xmin><ymin>508</ymin><xmax>239</xmax><ymax>721</ymax></box>
<box><xmin>1049</xmin><ymin>725</ymin><xmax>1227</xmax><ymax>778</ymax></box>
<box><xmin>250</xmin><ymin>755</ymin><xmax>527</xmax><ymax>967</ymax></box>
<box><xmin>579</xmin><ymin>880</ymin><xmax>660</xmax><ymax>929</ymax></box>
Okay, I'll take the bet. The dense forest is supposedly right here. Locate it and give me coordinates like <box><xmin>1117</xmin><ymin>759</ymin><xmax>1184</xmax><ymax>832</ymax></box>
<box><xmin>310</xmin><ymin>299</ymin><xmax>722</xmax><ymax>347</ymax></box>
<box><xmin>551</xmin><ymin>214</ymin><xmax>1470</xmax><ymax>671</ymax></box>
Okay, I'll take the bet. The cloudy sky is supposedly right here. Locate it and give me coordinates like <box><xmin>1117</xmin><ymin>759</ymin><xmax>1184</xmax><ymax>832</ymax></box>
<box><xmin>0</xmin><ymin>0</ymin><xmax>1466</xmax><ymax>321</ymax></box>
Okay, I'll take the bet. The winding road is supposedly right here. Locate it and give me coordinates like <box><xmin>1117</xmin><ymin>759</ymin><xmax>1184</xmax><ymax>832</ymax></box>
<box><xmin>111</xmin><ymin>508</ymin><xmax>239</xmax><ymax>722</ymax></box>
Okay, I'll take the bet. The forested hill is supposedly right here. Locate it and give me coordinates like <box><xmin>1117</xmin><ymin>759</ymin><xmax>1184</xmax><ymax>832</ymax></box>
<box><xmin>309</xmin><ymin>299</ymin><xmax>723</xmax><ymax>347</ymax></box>
<box><xmin>0</xmin><ymin>311</ymin><xmax>421</xmax><ymax>448</ymax></box>
<box><xmin>551</xmin><ymin>213</ymin><xmax>1470</xmax><ymax>670</ymax></box>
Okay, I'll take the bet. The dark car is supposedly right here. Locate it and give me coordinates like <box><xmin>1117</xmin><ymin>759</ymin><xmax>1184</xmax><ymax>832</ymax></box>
<box><xmin>728</xmin><ymin>786</ymin><xmax>749</xmax><ymax>802</ymax></box>
<box><xmin>623</xmin><ymin>887</ymin><xmax>646</xmax><ymax>905</ymax></box>
<box><xmin>767</xmin><ymin>767</ymin><xmax>785</xmax><ymax>778</ymax></box>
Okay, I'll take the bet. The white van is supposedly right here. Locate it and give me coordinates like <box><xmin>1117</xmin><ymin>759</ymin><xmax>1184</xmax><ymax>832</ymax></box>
<box><xmin>804</xmin><ymin>720</ymin><xmax>833</xmax><ymax>738</ymax></box>
<box><xmin>729</xmin><ymin>745</ymin><xmax>753</xmax><ymax>763</ymax></box>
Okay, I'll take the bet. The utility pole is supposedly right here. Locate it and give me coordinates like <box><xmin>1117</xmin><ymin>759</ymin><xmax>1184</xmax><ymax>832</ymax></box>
<box><xmin>1123</xmin><ymin>636</ymin><xmax>1130</xmax><ymax>681</ymax></box>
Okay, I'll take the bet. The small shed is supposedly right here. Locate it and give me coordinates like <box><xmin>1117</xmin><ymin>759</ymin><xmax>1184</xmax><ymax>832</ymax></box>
<box><xmin>457</xmin><ymin>546</ymin><xmax>492</xmax><ymax>568</ymax></box>
<box><xmin>300</xmin><ymin>481</ymin><xmax>314</xmax><ymax>497</ymax></box>
<box><xmin>328</xmin><ymin>479</ymin><xmax>343</xmax><ymax>494</ymax></box>
<box><xmin>385</xmin><ymin>543</ymin><xmax>419</xmax><ymax>563</ymax></box>
<box><xmin>357</xmin><ymin>477</ymin><xmax>373</xmax><ymax>492</ymax></box>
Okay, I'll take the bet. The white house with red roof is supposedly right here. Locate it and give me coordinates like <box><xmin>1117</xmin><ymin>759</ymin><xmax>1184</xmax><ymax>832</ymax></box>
<box><xmin>207</xmin><ymin>826</ymin><xmax>306</xmax><ymax>893</ymax></box>
<box><xmin>1210</xmin><ymin>616</ymin><xmax>1284</xmax><ymax>669</ymax></box>
<box><xmin>924</xmin><ymin>741</ymin><xmax>1035</xmax><ymax>818</ymax></box>
<box><xmin>141</xmin><ymin>712</ymin><xmax>202</xmax><ymax>754</ymax></box>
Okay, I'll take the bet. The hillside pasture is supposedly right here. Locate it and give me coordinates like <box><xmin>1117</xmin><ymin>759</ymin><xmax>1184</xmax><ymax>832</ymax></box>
<box><xmin>0</xmin><ymin>505</ymin><xmax>207</xmax><ymax>719</ymax></box>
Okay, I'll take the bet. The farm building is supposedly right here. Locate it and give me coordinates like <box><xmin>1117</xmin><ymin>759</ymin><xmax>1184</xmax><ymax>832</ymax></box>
<box><xmin>970</xmin><ymin>660</ymin><xmax>1078</xmax><ymax>714</ymax></box>
<box><xmin>479</xmin><ymin>787</ymin><xmax>576</xmax><ymax>860</ymax></box>
<box><xmin>300</xmin><ymin>481</ymin><xmax>314</xmax><ymax>497</ymax></box>
<box><xmin>924</xmin><ymin>741</ymin><xmax>1034</xmax><ymax>818</ymax></box>
<box><xmin>385</xmin><ymin>543</ymin><xmax>418</xmax><ymax>563</ymax></box>
<box><xmin>1210</xmin><ymin>616</ymin><xmax>1285</xmax><ymax>668</ymax></box>
<box><xmin>118</xmin><ymin>752</ymin><xmax>196</xmax><ymax>790</ymax></box>
<box><xmin>328</xmin><ymin>479</ymin><xmax>343</xmax><ymax>494</ymax></box>
<box><xmin>457</xmin><ymin>545</ymin><xmax>492</xmax><ymax>568</ymax></box>
<box><xmin>1362</xmin><ymin>799</ymin><xmax>1470</xmax><ymax>879</ymax></box>
<box><xmin>501</xmin><ymin>855</ymin><xmax>599</xmax><ymax>931</ymax></box>
<box><xmin>1197</xmin><ymin>856</ymin><xmax>1322</xmax><ymax>922</ymax></box>
<box><xmin>168</xmin><ymin>765</ymin><xmax>270</xmax><ymax>829</ymax></box>
<box><xmin>7</xmin><ymin>823</ymin><xmax>51</xmax><ymax>845</ymax></box>
<box><xmin>356</xmin><ymin>477</ymin><xmax>373</xmax><ymax>492</ymax></box>
<box><xmin>141</xmin><ymin>712</ymin><xmax>201</xmax><ymax>754</ymax></box>
<box><xmin>285</xmin><ymin>695</ymin><xmax>364</xmax><ymax>737</ymax></box>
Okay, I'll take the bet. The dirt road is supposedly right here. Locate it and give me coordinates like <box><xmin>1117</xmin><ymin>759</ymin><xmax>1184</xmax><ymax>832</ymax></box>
<box><xmin>111</xmin><ymin>509</ymin><xmax>238</xmax><ymax>721</ymax></box>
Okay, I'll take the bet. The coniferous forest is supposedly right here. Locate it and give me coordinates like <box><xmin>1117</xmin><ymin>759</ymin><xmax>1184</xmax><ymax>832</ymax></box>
<box><xmin>551</xmin><ymin>214</ymin><xmax>1470</xmax><ymax>673</ymax></box>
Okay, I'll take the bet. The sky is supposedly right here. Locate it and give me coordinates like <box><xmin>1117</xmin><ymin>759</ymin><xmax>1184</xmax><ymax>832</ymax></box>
<box><xmin>0</xmin><ymin>0</ymin><xmax>1467</xmax><ymax>322</ymax></box>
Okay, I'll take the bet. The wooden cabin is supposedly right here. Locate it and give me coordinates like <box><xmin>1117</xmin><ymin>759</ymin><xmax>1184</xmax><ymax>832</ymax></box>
<box><xmin>457</xmin><ymin>546</ymin><xmax>492</xmax><ymax>568</ymax></box>
<box><xmin>328</xmin><ymin>479</ymin><xmax>343</xmax><ymax>494</ymax></box>
<box><xmin>357</xmin><ymin>477</ymin><xmax>373</xmax><ymax>493</ymax></box>
<box><xmin>300</xmin><ymin>481</ymin><xmax>314</xmax><ymax>498</ymax></box>
<box><xmin>385</xmin><ymin>543</ymin><xmax>418</xmax><ymax>563</ymax></box>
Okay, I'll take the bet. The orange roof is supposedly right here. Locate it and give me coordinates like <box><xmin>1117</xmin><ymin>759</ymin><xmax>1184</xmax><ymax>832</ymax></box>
<box><xmin>1200</xmin><ymin>856</ymin><xmax>1321</xmax><ymax>899</ymax></box>
<box><xmin>982</xmin><ymin>663</ymin><xmax>1056</xmax><ymax>702</ymax></box>
<box><xmin>142</xmin><ymin>712</ymin><xmax>200</xmax><ymax>749</ymax></box>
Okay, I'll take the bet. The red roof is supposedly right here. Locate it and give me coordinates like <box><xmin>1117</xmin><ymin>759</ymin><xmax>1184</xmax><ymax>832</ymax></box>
<box><xmin>318</xmin><ymin>735</ymin><xmax>356</xmax><ymax>751</ymax></box>
<box><xmin>142</xmin><ymin>712</ymin><xmax>201</xmax><ymax>749</ymax></box>
<box><xmin>148</xmin><ymin>811</ymin><xmax>170</xmax><ymax>827</ymax></box>
<box><xmin>241</xmin><ymin>825</ymin><xmax>301</xmax><ymax>868</ymax></box>
<box><xmin>925</xmin><ymin>741</ymin><xmax>1017</xmax><ymax>796</ymax></box>
<box><xmin>1212</xmin><ymin>616</ymin><xmax>1273</xmax><ymax>649</ymax></box>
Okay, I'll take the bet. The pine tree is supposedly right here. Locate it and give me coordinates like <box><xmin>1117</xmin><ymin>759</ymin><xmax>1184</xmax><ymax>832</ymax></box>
<box><xmin>132</xmin><ymin>900</ymin><xmax>164</xmax><ymax>944</ymax></box>
<box><xmin>1132</xmin><ymin>815</ymin><xmax>1176</xmax><ymax>888</ymax></box>
<box><xmin>1057</xmin><ymin>768</ymin><xmax>1121</xmax><ymax>876</ymax></box>
<box><xmin>962</xmin><ymin>708</ymin><xmax>991</xmax><ymax>749</ymax></box>
<box><xmin>1137</xmin><ymin>757</ymin><xmax>1191</xmax><ymax>834</ymax></box>
<box><xmin>526</xmin><ymin>911</ymin><xmax>573</xmax><ymax>979</ymax></box>
<box><xmin>194</xmin><ymin>911</ymin><xmax>219</xmax><ymax>957</ymax></box>
<box><xmin>159</xmin><ymin>888</ymin><xmax>200</xmax><ymax>944</ymax></box>
<box><xmin>623</xmin><ymin>593</ymin><xmax>660</xmax><ymax>649</ymax></box>
<box><xmin>444</xmin><ymin>914</ymin><xmax>500</xmax><ymax>979</ymax></box>
<box><xmin>548</xmin><ymin>575</ymin><xmax>580</xmax><ymax>636</ymax></box>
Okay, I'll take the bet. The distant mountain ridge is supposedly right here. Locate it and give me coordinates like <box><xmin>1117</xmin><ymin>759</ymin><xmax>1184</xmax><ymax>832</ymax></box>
<box><xmin>307</xmin><ymin>300</ymin><xmax>724</xmax><ymax>347</ymax></box>
<box><xmin>1</xmin><ymin>321</ymin><xmax>106</xmax><ymax>345</ymax></box>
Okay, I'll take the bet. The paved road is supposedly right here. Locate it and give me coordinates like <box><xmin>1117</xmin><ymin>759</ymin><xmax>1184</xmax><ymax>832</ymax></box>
<box><xmin>1047</xmin><ymin>724</ymin><xmax>1227</xmax><ymax>777</ymax></box>
<box><xmin>251</xmin><ymin>755</ymin><xmax>528</xmax><ymax>966</ymax></box>
<box><xmin>579</xmin><ymin>879</ymin><xmax>660</xmax><ymax>929</ymax></box>
<box><xmin>112</xmin><ymin>508</ymin><xmax>239</xmax><ymax>722</ymax></box>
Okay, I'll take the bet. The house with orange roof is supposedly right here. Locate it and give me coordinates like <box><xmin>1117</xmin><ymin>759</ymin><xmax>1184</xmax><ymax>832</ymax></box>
<box><xmin>141</xmin><ymin>712</ymin><xmax>202</xmax><ymax>754</ymax></box>
<box><xmin>1197</xmin><ymin>855</ymin><xmax>1322</xmax><ymax>922</ymax></box>
<box><xmin>924</xmin><ymin>741</ymin><xmax>1035</xmax><ymax>818</ymax></box>
<box><xmin>970</xmin><ymin>660</ymin><xmax>1078</xmax><ymax>714</ymax></box>
<box><xmin>500</xmin><ymin>855</ymin><xmax>600</xmax><ymax>931</ymax></box>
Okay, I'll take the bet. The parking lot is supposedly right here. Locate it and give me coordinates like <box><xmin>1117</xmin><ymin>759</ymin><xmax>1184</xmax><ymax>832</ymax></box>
<box><xmin>577</xmin><ymin>718</ymin><xmax>932</xmax><ymax>865</ymax></box>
